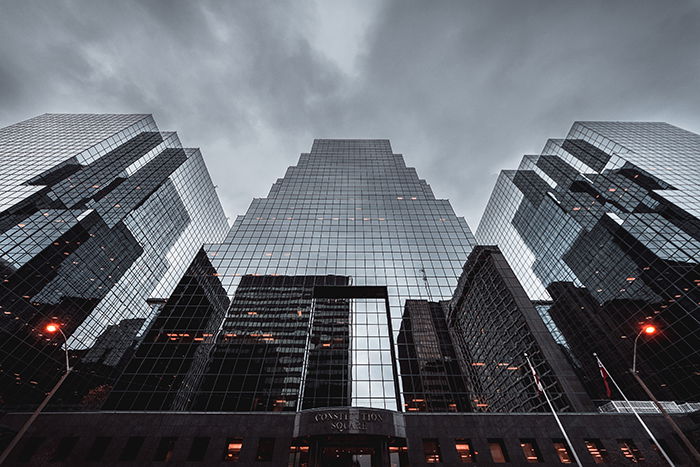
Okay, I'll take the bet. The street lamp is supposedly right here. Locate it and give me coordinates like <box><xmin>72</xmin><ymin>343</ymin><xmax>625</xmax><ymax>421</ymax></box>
<box><xmin>45</xmin><ymin>322</ymin><xmax>71</xmax><ymax>372</ymax></box>
<box><xmin>0</xmin><ymin>323</ymin><xmax>73</xmax><ymax>465</ymax></box>
<box><xmin>628</xmin><ymin>323</ymin><xmax>700</xmax><ymax>465</ymax></box>
<box><xmin>632</xmin><ymin>324</ymin><xmax>656</xmax><ymax>374</ymax></box>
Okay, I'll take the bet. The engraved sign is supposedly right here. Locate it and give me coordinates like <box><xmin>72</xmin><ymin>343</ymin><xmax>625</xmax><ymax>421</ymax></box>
<box><xmin>312</xmin><ymin>410</ymin><xmax>384</xmax><ymax>432</ymax></box>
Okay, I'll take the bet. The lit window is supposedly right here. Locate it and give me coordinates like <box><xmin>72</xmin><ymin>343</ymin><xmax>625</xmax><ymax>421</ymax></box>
<box><xmin>584</xmin><ymin>439</ymin><xmax>608</xmax><ymax>464</ymax></box>
<box><xmin>488</xmin><ymin>439</ymin><xmax>509</xmax><ymax>463</ymax></box>
<box><xmin>455</xmin><ymin>438</ymin><xmax>476</xmax><ymax>463</ymax></box>
<box><xmin>552</xmin><ymin>439</ymin><xmax>573</xmax><ymax>464</ymax></box>
<box><xmin>224</xmin><ymin>438</ymin><xmax>243</xmax><ymax>462</ymax></box>
<box><xmin>423</xmin><ymin>438</ymin><xmax>442</xmax><ymax>463</ymax></box>
<box><xmin>520</xmin><ymin>439</ymin><xmax>542</xmax><ymax>463</ymax></box>
<box><xmin>618</xmin><ymin>439</ymin><xmax>644</xmax><ymax>463</ymax></box>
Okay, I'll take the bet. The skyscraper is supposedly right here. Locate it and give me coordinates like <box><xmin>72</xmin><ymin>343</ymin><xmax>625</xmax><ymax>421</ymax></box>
<box><xmin>108</xmin><ymin>138</ymin><xmax>477</xmax><ymax>412</ymax></box>
<box><xmin>0</xmin><ymin>114</ymin><xmax>228</xmax><ymax>408</ymax></box>
<box><xmin>477</xmin><ymin>122</ymin><xmax>700</xmax><ymax>403</ymax></box>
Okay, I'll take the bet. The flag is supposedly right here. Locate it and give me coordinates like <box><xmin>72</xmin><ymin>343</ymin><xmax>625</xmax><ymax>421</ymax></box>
<box><xmin>596</xmin><ymin>357</ymin><xmax>613</xmax><ymax>398</ymax></box>
<box><xmin>531</xmin><ymin>365</ymin><xmax>544</xmax><ymax>393</ymax></box>
<box><xmin>526</xmin><ymin>354</ymin><xmax>545</xmax><ymax>393</ymax></box>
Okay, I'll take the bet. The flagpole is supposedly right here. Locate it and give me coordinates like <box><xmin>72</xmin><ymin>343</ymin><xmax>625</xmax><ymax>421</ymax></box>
<box><xmin>593</xmin><ymin>353</ymin><xmax>675</xmax><ymax>467</ymax></box>
<box><xmin>525</xmin><ymin>353</ymin><xmax>583</xmax><ymax>467</ymax></box>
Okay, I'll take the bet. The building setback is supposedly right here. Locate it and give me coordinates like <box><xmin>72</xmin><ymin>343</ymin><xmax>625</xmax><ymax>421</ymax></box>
<box><xmin>477</xmin><ymin>122</ymin><xmax>700</xmax><ymax>404</ymax></box>
<box><xmin>0</xmin><ymin>114</ymin><xmax>228</xmax><ymax>409</ymax></box>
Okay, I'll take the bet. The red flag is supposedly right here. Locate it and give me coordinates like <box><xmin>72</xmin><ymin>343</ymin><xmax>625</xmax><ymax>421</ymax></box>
<box><xmin>597</xmin><ymin>359</ymin><xmax>613</xmax><ymax>398</ymax></box>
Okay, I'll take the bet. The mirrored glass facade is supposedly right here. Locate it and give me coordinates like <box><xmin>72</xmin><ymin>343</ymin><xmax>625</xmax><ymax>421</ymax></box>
<box><xmin>0</xmin><ymin>114</ymin><xmax>228</xmax><ymax>409</ymax></box>
<box><xmin>109</xmin><ymin>139</ymin><xmax>477</xmax><ymax>412</ymax></box>
<box><xmin>476</xmin><ymin>122</ymin><xmax>700</xmax><ymax>402</ymax></box>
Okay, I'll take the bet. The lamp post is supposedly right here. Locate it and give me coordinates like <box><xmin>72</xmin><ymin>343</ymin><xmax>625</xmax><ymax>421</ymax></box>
<box><xmin>629</xmin><ymin>324</ymin><xmax>700</xmax><ymax>465</ymax></box>
<box><xmin>0</xmin><ymin>323</ymin><xmax>73</xmax><ymax>465</ymax></box>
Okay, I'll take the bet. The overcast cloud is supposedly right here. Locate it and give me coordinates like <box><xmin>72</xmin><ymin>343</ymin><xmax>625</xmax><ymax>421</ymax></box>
<box><xmin>1</xmin><ymin>0</ymin><xmax>699</xmax><ymax>228</ymax></box>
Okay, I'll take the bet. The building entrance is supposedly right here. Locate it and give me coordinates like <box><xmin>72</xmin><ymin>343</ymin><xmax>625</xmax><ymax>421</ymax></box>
<box><xmin>290</xmin><ymin>434</ymin><xmax>408</xmax><ymax>467</ymax></box>
<box><xmin>320</xmin><ymin>446</ymin><xmax>374</xmax><ymax>467</ymax></box>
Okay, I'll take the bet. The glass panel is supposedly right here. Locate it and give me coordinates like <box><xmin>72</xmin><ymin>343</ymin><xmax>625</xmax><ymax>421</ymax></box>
<box><xmin>488</xmin><ymin>439</ymin><xmax>509</xmax><ymax>463</ymax></box>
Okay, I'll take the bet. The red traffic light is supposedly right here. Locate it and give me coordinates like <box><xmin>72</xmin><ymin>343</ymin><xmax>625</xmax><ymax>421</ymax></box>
<box><xmin>45</xmin><ymin>323</ymin><xmax>59</xmax><ymax>333</ymax></box>
<box><xmin>643</xmin><ymin>325</ymin><xmax>657</xmax><ymax>335</ymax></box>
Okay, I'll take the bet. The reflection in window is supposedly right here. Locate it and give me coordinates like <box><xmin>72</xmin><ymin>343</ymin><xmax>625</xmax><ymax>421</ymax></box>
<box><xmin>225</xmin><ymin>438</ymin><xmax>243</xmax><ymax>462</ymax></box>
<box><xmin>584</xmin><ymin>439</ymin><xmax>608</xmax><ymax>464</ymax></box>
<box><xmin>423</xmin><ymin>438</ymin><xmax>442</xmax><ymax>463</ymax></box>
<box><xmin>488</xmin><ymin>439</ymin><xmax>509</xmax><ymax>463</ymax></box>
<box><xmin>618</xmin><ymin>439</ymin><xmax>644</xmax><ymax>463</ymax></box>
<box><xmin>455</xmin><ymin>438</ymin><xmax>476</xmax><ymax>463</ymax></box>
<box><xmin>255</xmin><ymin>438</ymin><xmax>275</xmax><ymax>461</ymax></box>
<box><xmin>552</xmin><ymin>439</ymin><xmax>573</xmax><ymax>464</ymax></box>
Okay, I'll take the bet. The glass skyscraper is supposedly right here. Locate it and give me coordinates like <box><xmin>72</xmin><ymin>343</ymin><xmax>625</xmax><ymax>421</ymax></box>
<box><xmin>108</xmin><ymin>138</ymin><xmax>478</xmax><ymax>413</ymax></box>
<box><xmin>477</xmin><ymin>122</ymin><xmax>700</xmax><ymax>403</ymax></box>
<box><xmin>0</xmin><ymin>114</ymin><xmax>228</xmax><ymax>409</ymax></box>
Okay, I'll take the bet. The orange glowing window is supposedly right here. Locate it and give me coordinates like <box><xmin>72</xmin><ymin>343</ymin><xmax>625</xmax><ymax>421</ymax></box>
<box><xmin>224</xmin><ymin>438</ymin><xmax>243</xmax><ymax>462</ymax></box>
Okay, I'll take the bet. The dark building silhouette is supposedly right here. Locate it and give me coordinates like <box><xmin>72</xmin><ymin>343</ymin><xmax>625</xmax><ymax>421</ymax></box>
<box><xmin>446</xmin><ymin>246</ymin><xmax>593</xmax><ymax>413</ymax></box>
<box><xmin>397</xmin><ymin>300</ymin><xmax>471</xmax><ymax>412</ymax></box>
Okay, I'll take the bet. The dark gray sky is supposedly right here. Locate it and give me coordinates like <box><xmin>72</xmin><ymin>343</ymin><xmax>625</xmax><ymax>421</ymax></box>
<box><xmin>1</xmin><ymin>0</ymin><xmax>699</xmax><ymax>228</ymax></box>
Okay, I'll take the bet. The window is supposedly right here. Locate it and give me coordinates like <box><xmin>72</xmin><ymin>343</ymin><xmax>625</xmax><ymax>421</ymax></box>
<box><xmin>423</xmin><ymin>438</ymin><xmax>442</xmax><ymax>463</ymax></box>
<box><xmin>153</xmin><ymin>437</ymin><xmax>176</xmax><ymax>462</ymax></box>
<box><xmin>187</xmin><ymin>437</ymin><xmax>210</xmax><ymax>462</ymax></box>
<box><xmin>86</xmin><ymin>437</ymin><xmax>111</xmax><ymax>462</ymax></box>
<box><xmin>119</xmin><ymin>436</ymin><xmax>145</xmax><ymax>462</ymax></box>
<box><xmin>50</xmin><ymin>436</ymin><xmax>79</xmax><ymax>462</ymax></box>
<box><xmin>552</xmin><ymin>439</ymin><xmax>573</xmax><ymax>464</ymax></box>
<box><xmin>455</xmin><ymin>438</ymin><xmax>476</xmax><ymax>463</ymax></box>
<box><xmin>584</xmin><ymin>439</ymin><xmax>608</xmax><ymax>464</ymax></box>
<box><xmin>618</xmin><ymin>439</ymin><xmax>644</xmax><ymax>463</ymax></box>
<box><xmin>520</xmin><ymin>439</ymin><xmax>543</xmax><ymax>463</ymax></box>
<box><xmin>17</xmin><ymin>436</ymin><xmax>45</xmax><ymax>463</ymax></box>
<box><xmin>255</xmin><ymin>438</ymin><xmax>275</xmax><ymax>461</ymax></box>
<box><xmin>224</xmin><ymin>438</ymin><xmax>243</xmax><ymax>462</ymax></box>
<box><xmin>488</xmin><ymin>439</ymin><xmax>509</xmax><ymax>463</ymax></box>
